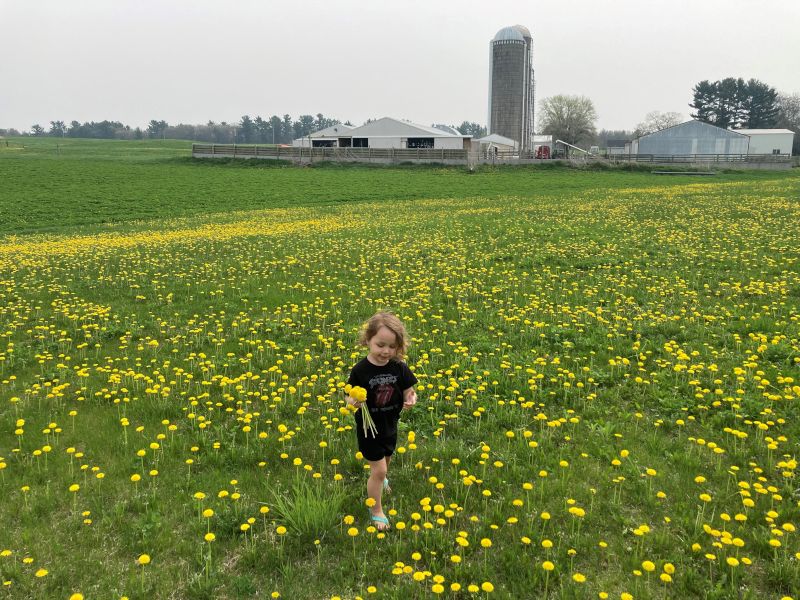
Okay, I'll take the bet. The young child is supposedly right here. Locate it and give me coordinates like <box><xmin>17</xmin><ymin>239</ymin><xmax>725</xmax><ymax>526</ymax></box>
<box><xmin>346</xmin><ymin>311</ymin><xmax>418</xmax><ymax>531</ymax></box>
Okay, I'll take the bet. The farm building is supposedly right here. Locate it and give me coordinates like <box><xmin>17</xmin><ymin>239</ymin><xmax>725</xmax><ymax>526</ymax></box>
<box><xmin>488</xmin><ymin>25</ymin><xmax>535</xmax><ymax>152</ymax></box>
<box><xmin>606</xmin><ymin>139</ymin><xmax>631</xmax><ymax>155</ymax></box>
<box><xmin>734</xmin><ymin>129</ymin><xmax>795</xmax><ymax>155</ymax></box>
<box><xmin>292</xmin><ymin>124</ymin><xmax>354</xmax><ymax>147</ymax></box>
<box><xmin>631</xmin><ymin>120</ymin><xmax>749</xmax><ymax>156</ymax></box>
<box><xmin>477</xmin><ymin>133</ymin><xmax>518</xmax><ymax>154</ymax></box>
<box><xmin>293</xmin><ymin>117</ymin><xmax>470</xmax><ymax>150</ymax></box>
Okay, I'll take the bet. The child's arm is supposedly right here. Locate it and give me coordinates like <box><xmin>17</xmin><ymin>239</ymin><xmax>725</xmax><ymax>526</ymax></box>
<box><xmin>402</xmin><ymin>387</ymin><xmax>417</xmax><ymax>409</ymax></box>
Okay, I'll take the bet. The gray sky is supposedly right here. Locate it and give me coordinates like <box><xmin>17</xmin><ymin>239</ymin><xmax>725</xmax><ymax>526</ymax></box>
<box><xmin>2</xmin><ymin>0</ymin><xmax>798</xmax><ymax>132</ymax></box>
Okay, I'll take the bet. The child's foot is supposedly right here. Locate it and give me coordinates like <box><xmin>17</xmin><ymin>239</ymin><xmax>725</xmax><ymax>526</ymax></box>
<box><xmin>370</xmin><ymin>512</ymin><xmax>391</xmax><ymax>531</ymax></box>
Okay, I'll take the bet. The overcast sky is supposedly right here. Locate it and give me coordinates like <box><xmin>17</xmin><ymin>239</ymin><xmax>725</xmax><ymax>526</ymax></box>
<box><xmin>2</xmin><ymin>0</ymin><xmax>798</xmax><ymax>132</ymax></box>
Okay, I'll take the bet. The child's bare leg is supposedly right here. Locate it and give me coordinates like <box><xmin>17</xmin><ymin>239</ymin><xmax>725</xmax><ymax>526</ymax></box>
<box><xmin>383</xmin><ymin>456</ymin><xmax>392</xmax><ymax>493</ymax></box>
<box><xmin>367</xmin><ymin>458</ymin><xmax>389</xmax><ymax>530</ymax></box>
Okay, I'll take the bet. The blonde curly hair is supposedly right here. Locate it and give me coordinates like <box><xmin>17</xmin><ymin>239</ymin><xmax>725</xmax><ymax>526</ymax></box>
<box><xmin>359</xmin><ymin>311</ymin><xmax>409</xmax><ymax>360</ymax></box>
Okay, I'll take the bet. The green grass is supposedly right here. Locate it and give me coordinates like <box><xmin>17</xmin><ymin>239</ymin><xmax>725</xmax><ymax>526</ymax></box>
<box><xmin>2</xmin><ymin>136</ymin><xmax>794</xmax><ymax>235</ymax></box>
<box><xmin>1</xmin><ymin>138</ymin><xmax>799</xmax><ymax>599</ymax></box>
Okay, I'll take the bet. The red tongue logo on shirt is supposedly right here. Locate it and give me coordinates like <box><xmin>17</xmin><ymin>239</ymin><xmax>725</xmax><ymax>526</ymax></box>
<box><xmin>375</xmin><ymin>384</ymin><xmax>393</xmax><ymax>407</ymax></box>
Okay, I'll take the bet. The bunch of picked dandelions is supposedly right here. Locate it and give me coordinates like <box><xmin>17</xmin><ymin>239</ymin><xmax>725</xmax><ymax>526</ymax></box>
<box><xmin>345</xmin><ymin>384</ymin><xmax>377</xmax><ymax>438</ymax></box>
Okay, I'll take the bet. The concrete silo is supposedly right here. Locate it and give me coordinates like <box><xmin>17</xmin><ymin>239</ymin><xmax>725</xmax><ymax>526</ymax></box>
<box><xmin>488</xmin><ymin>25</ymin><xmax>534</xmax><ymax>153</ymax></box>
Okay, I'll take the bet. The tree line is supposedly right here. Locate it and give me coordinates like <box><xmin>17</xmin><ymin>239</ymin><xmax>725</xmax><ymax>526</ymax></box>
<box><xmin>4</xmin><ymin>116</ymin><xmax>488</xmax><ymax>144</ymax></box>
<box><xmin>8</xmin><ymin>114</ymin><xmax>344</xmax><ymax>145</ymax></box>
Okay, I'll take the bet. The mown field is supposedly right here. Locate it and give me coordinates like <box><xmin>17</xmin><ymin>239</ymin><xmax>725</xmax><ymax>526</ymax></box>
<box><xmin>1</xmin><ymin>138</ymin><xmax>799</xmax><ymax>599</ymax></box>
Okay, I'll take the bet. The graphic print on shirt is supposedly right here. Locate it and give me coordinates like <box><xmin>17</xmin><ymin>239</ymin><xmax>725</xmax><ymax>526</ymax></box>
<box><xmin>375</xmin><ymin>384</ymin><xmax>394</xmax><ymax>407</ymax></box>
<box><xmin>369</xmin><ymin>373</ymin><xmax>398</xmax><ymax>408</ymax></box>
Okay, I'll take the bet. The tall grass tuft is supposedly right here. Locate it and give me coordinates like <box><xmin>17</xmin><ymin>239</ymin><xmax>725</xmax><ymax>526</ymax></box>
<box><xmin>269</xmin><ymin>478</ymin><xmax>347</xmax><ymax>540</ymax></box>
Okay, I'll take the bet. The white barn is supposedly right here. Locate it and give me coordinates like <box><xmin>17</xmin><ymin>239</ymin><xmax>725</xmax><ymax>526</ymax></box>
<box><xmin>734</xmin><ymin>129</ymin><xmax>795</xmax><ymax>155</ymax></box>
<box><xmin>294</xmin><ymin>117</ymin><xmax>470</xmax><ymax>150</ymax></box>
<box><xmin>478</xmin><ymin>133</ymin><xmax>518</xmax><ymax>153</ymax></box>
<box><xmin>292</xmin><ymin>124</ymin><xmax>355</xmax><ymax>147</ymax></box>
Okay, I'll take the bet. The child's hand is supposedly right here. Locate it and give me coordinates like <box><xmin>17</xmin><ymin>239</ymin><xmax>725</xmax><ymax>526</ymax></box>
<box><xmin>346</xmin><ymin>395</ymin><xmax>362</xmax><ymax>408</ymax></box>
<box><xmin>402</xmin><ymin>389</ymin><xmax>417</xmax><ymax>410</ymax></box>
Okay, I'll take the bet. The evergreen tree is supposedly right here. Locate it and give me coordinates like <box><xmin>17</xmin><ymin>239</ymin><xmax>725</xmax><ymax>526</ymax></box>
<box><xmin>740</xmin><ymin>79</ymin><xmax>779</xmax><ymax>128</ymax></box>
<box><xmin>238</xmin><ymin>115</ymin><xmax>256</xmax><ymax>143</ymax></box>
<box><xmin>690</xmin><ymin>78</ymin><xmax>779</xmax><ymax>129</ymax></box>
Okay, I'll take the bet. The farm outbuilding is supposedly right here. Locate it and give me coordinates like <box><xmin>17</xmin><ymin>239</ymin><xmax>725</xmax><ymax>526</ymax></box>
<box><xmin>477</xmin><ymin>133</ymin><xmax>518</xmax><ymax>154</ymax></box>
<box><xmin>294</xmin><ymin>117</ymin><xmax>470</xmax><ymax>150</ymax></box>
<box><xmin>606</xmin><ymin>139</ymin><xmax>631</xmax><ymax>156</ymax></box>
<box><xmin>631</xmin><ymin>120</ymin><xmax>749</xmax><ymax>156</ymax></box>
<box><xmin>734</xmin><ymin>129</ymin><xmax>795</xmax><ymax>155</ymax></box>
<box><xmin>292</xmin><ymin>124</ymin><xmax>355</xmax><ymax>147</ymax></box>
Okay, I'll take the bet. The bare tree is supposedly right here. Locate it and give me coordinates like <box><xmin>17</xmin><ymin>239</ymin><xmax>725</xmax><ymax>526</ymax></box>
<box><xmin>633</xmin><ymin>111</ymin><xmax>684</xmax><ymax>137</ymax></box>
<box><xmin>537</xmin><ymin>95</ymin><xmax>597</xmax><ymax>148</ymax></box>
<box><xmin>776</xmin><ymin>92</ymin><xmax>800</xmax><ymax>155</ymax></box>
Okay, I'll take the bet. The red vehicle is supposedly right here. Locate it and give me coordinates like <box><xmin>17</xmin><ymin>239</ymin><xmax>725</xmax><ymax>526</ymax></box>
<box><xmin>535</xmin><ymin>145</ymin><xmax>551</xmax><ymax>159</ymax></box>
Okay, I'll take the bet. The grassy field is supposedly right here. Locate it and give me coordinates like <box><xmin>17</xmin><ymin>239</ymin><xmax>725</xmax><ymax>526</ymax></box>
<box><xmin>2</xmin><ymin>137</ymin><xmax>793</xmax><ymax>234</ymax></box>
<box><xmin>1</xmin><ymin>138</ymin><xmax>799</xmax><ymax>599</ymax></box>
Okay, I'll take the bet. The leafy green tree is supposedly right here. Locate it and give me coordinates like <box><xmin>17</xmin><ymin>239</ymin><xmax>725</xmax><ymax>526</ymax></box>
<box><xmin>49</xmin><ymin>120</ymin><xmax>66</xmax><ymax>137</ymax></box>
<box><xmin>67</xmin><ymin>120</ymin><xmax>82</xmax><ymax>137</ymax></box>
<box><xmin>537</xmin><ymin>95</ymin><xmax>597</xmax><ymax>147</ymax></box>
<box><xmin>270</xmin><ymin>115</ymin><xmax>282</xmax><ymax>144</ymax></box>
<box><xmin>147</xmin><ymin>120</ymin><xmax>168</xmax><ymax>139</ymax></box>
<box><xmin>295</xmin><ymin>115</ymin><xmax>316</xmax><ymax>139</ymax></box>
<box><xmin>253</xmin><ymin>117</ymin><xmax>267</xmax><ymax>143</ymax></box>
<box><xmin>282</xmin><ymin>114</ymin><xmax>293</xmax><ymax>144</ymax></box>
<box><xmin>31</xmin><ymin>124</ymin><xmax>45</xmax><ymax>136</ymax></box>
<box><xmin>456</xmin><ymin>121</ymin><xmax>487</xmax><ymax>137</ymax></box>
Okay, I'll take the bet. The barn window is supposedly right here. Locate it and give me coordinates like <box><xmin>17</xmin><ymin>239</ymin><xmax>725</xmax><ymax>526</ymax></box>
<box><xmin>407</xmin><ymin>138</ymin><xmax>434</xmax><ymax>148</ymax></box>
<box><xmin>312</xmin><ymin>140</ymin><xmax>334</xmax><ymax>148</ymax></box>
<box><xmin>353</xmin><ymin>138</ymin><xmax>368</xmax><ymax>148</ymax></box>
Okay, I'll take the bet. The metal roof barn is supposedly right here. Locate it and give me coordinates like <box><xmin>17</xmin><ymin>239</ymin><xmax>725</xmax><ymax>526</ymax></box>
<box><xmin>633</xmin><ymin>120</ymin><xmax>749</xmax><ymax>155</ymax></box>
<box><xmin>295</xmin><ymin>117</ymin><xmax>470</xmax><ymax>150</ymax></box>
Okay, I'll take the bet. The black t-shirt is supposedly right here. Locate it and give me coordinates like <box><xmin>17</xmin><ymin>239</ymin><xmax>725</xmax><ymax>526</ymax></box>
<box><xmin>347</xmin><ymin>357</ymin><xmax>418</xmax><ymax>438</ymax></box>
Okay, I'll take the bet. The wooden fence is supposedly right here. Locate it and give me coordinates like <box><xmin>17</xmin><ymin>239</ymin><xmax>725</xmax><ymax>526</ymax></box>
<box><xmin>192</xmin><ymin>144</ymin><xmax>794</xmax><ymax>168</ymax></box>
<box><xmin>605</xmin><ymin>153</ymin><xmax>792</xmax><ymax>164</ymax></box>
<box><xmin>192</xmin><ymin>144</ymin><xmax>468</xmax><ymax>161</ymax></box>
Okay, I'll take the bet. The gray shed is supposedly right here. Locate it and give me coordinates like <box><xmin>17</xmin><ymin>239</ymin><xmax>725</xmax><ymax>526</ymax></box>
<box><xmin>633</xmin><ymin>120</ymin><xmax>749</xmax><ymax>155</ymax></box>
